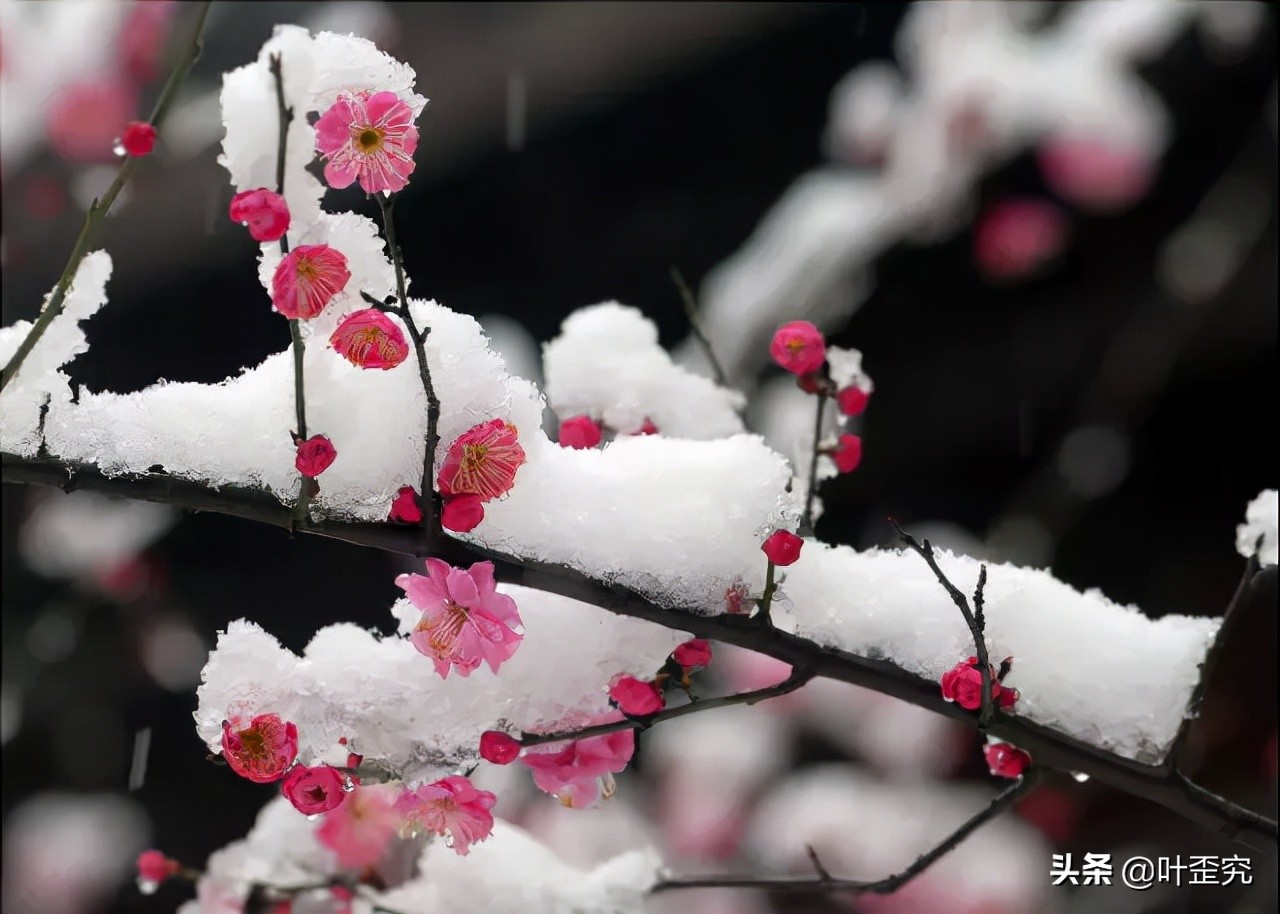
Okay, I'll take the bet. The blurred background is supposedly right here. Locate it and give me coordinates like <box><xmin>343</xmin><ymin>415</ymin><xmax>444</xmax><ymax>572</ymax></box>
<box><xmin>1</xmin><ymin>2</ymin><xmax>1275</xmax><ymax>913</ymax></box>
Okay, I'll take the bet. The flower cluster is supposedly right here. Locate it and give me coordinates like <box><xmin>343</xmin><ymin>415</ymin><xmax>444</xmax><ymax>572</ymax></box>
<box><xmin>520</xmin><ymin>726</ymin><xmax>636</xmax><ymax>808</ymax></box>
<box><xmin>940</xmin><ymin>656</ymin><xmax>1019</xmax><ymax>712</ymax></box>
<box><xmin>431</xmin><ymin>419</ymin><xmax>527</xmax><ymax>532</ymax></box>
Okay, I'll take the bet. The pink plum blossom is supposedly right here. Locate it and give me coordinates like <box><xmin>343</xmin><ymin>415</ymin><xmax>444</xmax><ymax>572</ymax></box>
<box><xmin>271</xmin><ymin>245</ymin><xmax>351</xmax><ymax>320</ymax></box>
<box><xmin>940</xmin><ymin>657</ymin><xmax>1019</xmax><ymax>712</ymax></box>
<box><xmin>831</xmin><ymin>433</ymin><xmax>863</xmax><ymax>473</ymax></box>
<box><xmin>220</xmin><ymin>714</ymin><xmax>297</xmax><ymax>783</ymax></box>
<box><xmin>47</xmin><ymin>81</ymin><xmax>137</xmax><ymax>163</ymax></box>
<box><xmin>1037</xmin><ymin>134</ymin><xmax>1155</xmax><ymax>213</ymax></box>
<box><xmin>770</xmin><ymin>320</ymin><xmax>826</xmax><ymax>375</ymax></box>
<box><xmin>479</xmin><ymin>730</ymin><xmax>521</xmax><ymax>765</ymax></box>
<box><xmin>437</xmin><ymin>419</ymin><xmax>525</xmax><ymax>500</ymax></box>
<box><xmin>329</xmin><ymin>309</ymin><xmax>409</xmax><ymax>369</ymax></box>
<box><xmin>762</xmin><ymin>530</ymin><xmax>803</xmax><ymax>566</ymax></box>
<box><xmin>973</xmin><ymin>198</ymin><xmax>1069</xmax><ymax>282</ymax></box>
<box><xmin>673</xmin><ymin>639</ymin><xmax>712</xmax><ymax>671</ymax></box>
<box><xmin>119</xmin><ymin>121</ymin><xmax>156</xmax><ymax>157</ymax></box>
<box><xmin>136</xmin><ymin>849</ymin><xmax>180</xmax><ymax>886</ymax></box>
<box><xmin>396</xmin><ymin>559</ymin><xmax>523</xmax><ymax>677</ymax></box>
<box><xmin>441</xmin><ymin>494</ymin><xmax>484</xmax><ymax>532</ymax></box>
<box><xmin>316</xmin><ymin>784</ymin><xmax>402</xmax><ymax>869</ymax></box>
<box><xmin>609</xmin><ymin>675</ymin><xmax>665</xmax><ymax>716</ymax></box>
<box><xmin>281</xmin><ymin>764</ymin><xmax>348</xmax><ymax>815</ymax></box>
<box><xmin>228</xmin><ymin>189</ymin><xmax>290</xmax><ymax>242</ymax></box>
<box><xmin>388</xmin><ymin>485</ymin><xmax>422</xmax><ymax>523</ymax></box>
<box><xmin>558</xmin><ymin>414</ymin><xmax>602</xmax><ymax>449</ymax></box>
<box><xmin>985</xmin><ymin>741</ymin><xmax>1032</xmax><ymax>779</ymax></box>
<box><xmin>295</xmin><ymin>435</ymin><xmax>337</xmax><ymax>477</ymax></box>
<box><xmin>395</xmin><ymin>775</ymin><xmax>495</xmax><ymax>855</ymax></box>
<box><xmin>836</xmin><ymin>385</ymin><xmax>871</xmax><ymax>416</ymax></box>
<box><xmin>520</xmin><ymin>724</ymin><xmax>635</xmax><ymax>808</ymax></box>
<box><xmin>315</xmin><ymin>90</ymin><xmax>419</xmax><ymax>194</ymax></box>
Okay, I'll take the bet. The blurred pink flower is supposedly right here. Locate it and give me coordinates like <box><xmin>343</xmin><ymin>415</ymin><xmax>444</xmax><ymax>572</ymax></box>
<box><xmin>520</xmin><ymin>725</ymin><xmax>635</xmax><ymax>808</ymax></box>
<box><xmin>329</xmin><ymin>308</ymin><xmax>409</xmax><ymax>369</ymax></box>
<box><xmin>396</xmin><ymin>559</ymin><xmax>523</xmax><ymax>677</ymax></box>
<box><xmin>316</xmin><ymin>784</ymin><xmax>402</xmax><ymax>869</ymax></box>
<box><xmin>119</xmin><ymin>121</ymin><xmax>156</xmax><ymax>157</ymax></box>
<box><xmin>832</xmin><ymin>433</ymin><xmax>863</xmax><ymax>474</ymax></box>
<box><xmin>770</xmin><ymin>320</ymin><xmax>826</xmax><ymax>376</ymax></box>
<box><xmin>1037</xmin><ymin>135</ymin><xmax>1155</xmax><ymax>213</ymax></box>
<box><xmin>836</xmin><ymin>385</ymin><xmax>871</xmax><ymax>417</ymax></box>
<box><xmin>315</xmin><ymin>90</ymin><xmax>419</xmax><ymax>194</ymax></box>
<box><xmin>437</xmin><ymin>419</ymin><xmax>525</xmax><ymax>500</ymax></box>
<box><xmin>558</xmin><ymin>414</ymin><xmax>602</xmax><ymax>449</ymax></box>
<box><xmin>395</xmin><ymin>775</ymin><xmax>495</xmax><ymax>855</ymax></box>
<box><xmin>985</xmin><ymin>741</ymin><xmax>1032</xmax><ymax>779</ymax></box>
<box><xmin>271</xmin><ymin>244</ymin><xmax>351</xmax><ymax>320</ymax></box>
<box><xmin>608</xmin><ymin>675</ymin><xmax>665</xmax><ymax>716</ymax></box>
<box><xmin>47</xmin><ymin>80</ymin><xmax>137</xmax><ymax>163</ymax></box>
<box><xmin>973</xmin><ymin>198</ymin><xmax>1069</xmax><ymax>283</ymax></box>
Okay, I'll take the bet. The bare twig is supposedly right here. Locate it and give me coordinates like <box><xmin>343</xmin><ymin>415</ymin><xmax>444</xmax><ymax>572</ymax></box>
<box><xmin>890</xmin><ymin>519</ymin><xmax>995</xmax><ymax>727</ymax></box>
<box><xmin>2</xmin><ymin>452</ymin><xmax>1275</xmax><ymax>851</ymax></box>
<box><xmin>799</xmin><ymin>393</ymin><xmax>827</xmax><ymax>536</ymax></box>
<box><xmin>670</xmin><ymin>267</ymin><xmax>727</xmax><ymax>387</ymax></box>
<box><xmin>519</xmin><ymin>668</ymin><xmax>813</xmax><ymax>748</ymax></box>
<box><xmin>652</xmin><ymin>769</ymin><xmax>1043</xmax><ymax>895</ymax></box>
<box><xmin>0</xmin><ymin>0</ymin><xmax>215</xmax><ymax>393</ymax></box>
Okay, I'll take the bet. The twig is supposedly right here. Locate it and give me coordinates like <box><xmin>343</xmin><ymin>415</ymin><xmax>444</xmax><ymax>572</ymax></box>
<box><xmin>519</xmin><ymin>668</ymin><xmax>813</xmax><ymax>748</ymax></box>
<box><xmin>373</xmin><ymin>193</ymin><xmax>440</xmax><ymax>539</ymax></box>
<box><xmin>2</xmin><ymin>452</ymin><xmax>1276</xmax><ymax>851</ymax></box>
<box><xmin>652</xmin><ymin>769</ymin><xmax>1043</xmax><ymax>895</ymax></box>
<box><xmin>670</xmin><ymin>266</ymin><xmax>727</xmax><ymax>386</ymax></box>
<box><xmin>798</xmin><ymin>393</ymin><xmax>827</xmax><ymax>536</ymax></box>
<box><xmin>756</xmin><ymin>561</ymin><xmax>780</xmax><ymax>626</ymax></box>
<box><xmin>0</xmin><ymin>0</ymin><xmax>215</xmax><ymax>393</ymax></box>
<box><xmin>891</xmin><ymin>519</ymin><xmax>995</xmax><ymax>728</ymax></box>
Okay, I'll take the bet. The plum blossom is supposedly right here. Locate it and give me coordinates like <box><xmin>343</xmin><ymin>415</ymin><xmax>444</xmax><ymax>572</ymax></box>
<box><xmin>985</xmin><ymin>741</ymin><xmax>1032</xmax><ymax>779</ymax></box>
<box><xmin>47</xmin><ymin>81</ymin><xmax>137</xmax><ymax>163</ymax></box>
<box><xmin>281</xmin><ymin>764</ymin><xmax>348</xmax><ymax>815</ymax></box>
<box><xmin>315</xmin><ymin>90</ymin><xmax>419</xmax><ymax>194</ymax></box>
<box><xmin>520</xmin><ymin>725</ymin><xmax>636</xmax><ymax>809</ymax></box>
<box><xmin>136</xmin><ymin>850</ymin><xmax>180</xmax><ymax>891</ymax></box>
<box><xmin>831</xmin><ymin>433</ymin><xmax>863</xmax><ymax>473</ymax></box>
<box><xmin>762</xmin><ymin>530</ymin><xmax>803</xmax><ymax>566</ymax></box>
<box><xmin>558</xmin><ymin>414</ymin><xmax>602</xmax><ymax>449</ymax></box>
<box><xmin>271</xmin><ymin>245</ymin><xmax>351</xmax><ymax>320</ymax></box>
<box><xmin>395</xmin><ymin>775</ymin><xmax>495</xmax><ymax>855</ymax></box>
<box><xmin>388</xmin><ymin>485</ymin><xmax>422</xmax><ymax>523</ymax></box>
<box><xmin>295</xmin><ymin>435</ymin><xmax>337</xmax><ymax>477</ymax></box>
<box><xmin>1037</xmin><ymin>134</ymin><xmax>1155</xmax><ymax>213</ymax></box>
<box><xmin>609</xmin><ymin>675</ymin><xmax>665</xmax><ymax>716</ymax></box>
<box><xmin>441</xmin><ymin>494</ymin><xmax>484</xmax><ymax>533</ymax></box>
<box><xmin>836</xmin><ymin>385</ymin><xmax>870</xmax><ymax>416</ymax></box>
<box><xmin>673</xmin><ymin>639</ymin><xmax>712</xmax><ymax>671</ymax></box>
<box><xmin>973</xmin><ymin>198</ymin><xmax>1069</xmax><ymax>282</ymax></box>
<box><xmin>119</xmin><ymin>121</ymin><xmax>157</xmax><ymax>157</ymax></box>
<box><xmin>228</xmin><ymin>188</ymin><xmax>290</xmax><ymax>242</ymax></box>
<box><xmin>769</xmin><ymin>320</ymin><xmax>826</xmax><ymax>375</ymax></box>
<box><xmin>479</xmin><ymin>730</ymin><xmax>522</xmax><ymax>765</ymax></box>
<box><xmin>329</xmin><ymin>309</ymin><xmax>409</xmax><ymax>369</ymax></box>
<box><xmin>220</xmin><ymin>714</ymin><xmax>297</xmax><ymax>783</ymax></box>
<box><xmin>316</xmin><ymin>784</ymin><xmax>402</xmax><ymax>869</ymax></box>
<box><xmin>437</xmin><ymin>419</ymin><xmax>525</xmax><ymax>500</ymax></box>
<box><xmin>940</xmin><ymin>657</ymin><xmax>1019</xmax><ymax>712</ymax></box>
<box><xmin>396</xmin><ymin>559</ymin><xmax>523</xmax><ymax>678</ymax></box>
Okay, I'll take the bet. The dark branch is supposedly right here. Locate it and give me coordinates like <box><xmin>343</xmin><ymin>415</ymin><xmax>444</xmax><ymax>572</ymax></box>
<box><xmin>519</xmin><ymin>669</ymin><xmax>813</xmax><ymax>747</ymax></box>
<box><xmin>670</xmin><ymin>266</ymin><xmax>727</xmax><ymax>387</ymax></box>
<box><xmin>2</xmin><ymin>452</ymin><xmax>1275</xmax><ymax>851</ymax></box>
<box><xmin>652</xmin><ymin>770</ymin><xmax>1043</xmax><ymax>895</ymax></box>
<box><xmin>798</xmin><ymin>393</ymin><xmax>827</xmax><ymax>537</ymax></box>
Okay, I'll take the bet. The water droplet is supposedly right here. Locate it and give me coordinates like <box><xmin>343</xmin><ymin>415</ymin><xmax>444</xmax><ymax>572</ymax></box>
<box><xmin>306</xmin><ymin>813</ymin><xmax>319</xmax><ymax>821</ymax></box>
<box><xmin>443</xmin><ymin>832</ymin><xmax>454</xmax><ymax>848</ymax></box>
<box><xmin>341</xmin><ymin>776</ymin><xmax>356</xmax><ymax>793</ymax></box>
<box><xmin>136</xmin><ymin>878</ymin><xmax>159</xmax><ymax>896</ymax></box>
<box><xmin>112</xmin><ymin>141</ymin><xmax>127</xmax><ymax>157</ymax></box>
<box><xmin>1071</xmin><ymin>771</ymin><xmax>1090</xmax><ymax>783</ymax></box>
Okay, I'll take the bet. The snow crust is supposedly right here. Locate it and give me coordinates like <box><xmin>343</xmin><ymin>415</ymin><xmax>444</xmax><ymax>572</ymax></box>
<box><xmin>178</xmin><ymin>797</ymin><xmax>659</xmax><ymax>914</ymax></box>
<box><xmin>1237</xmin><ymin>489</ymin><xmax>1278</xmax><ymax>567</ymax></box>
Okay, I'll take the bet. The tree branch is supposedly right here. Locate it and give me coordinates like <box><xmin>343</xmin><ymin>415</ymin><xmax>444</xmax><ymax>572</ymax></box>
<box><xmin>652</xmin><ymin>769</ymin><xmax>1044</xmax><ymax>895</ymax></box>
<box><xmin>2</xmin><ymin>451</ymin><xmax>1275</xmax><ymax>851</ymax></box>
<box><xmin>670</xmin><ymin>266</ymin><xmax>727</xmax><ymax>387</ymax></box>
<box><xmin>519</xmin><ymin>668</ymin><xmax>813</xmax><ymax>748</ymax></box>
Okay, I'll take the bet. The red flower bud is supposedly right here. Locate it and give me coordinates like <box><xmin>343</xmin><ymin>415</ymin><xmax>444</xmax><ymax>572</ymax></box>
<box><xmin>608</xmin><ymin>675</ymin><xmax>665</xmax><ymax>716</ymax></box>
<box><xmin>761</xmin><ymin>530</ymin><xmax>803</xmax><ymax>566</ymax></box>
<box><xmin>558</xmin><ymin>415</ymin><xmax>602</xmax><ymax>449</ymax></box>
<box><xmin>441</xmin><ymin>495</ymin><xmax>485</xmax><ymax>533</ymax></box>
<box><xmin>673</xmin><ymin>639</ymin><xmax>713</xmax><ymax>671</ymax></box>
<box><xmin>836</xmin><ymin>385</ymin><xmax>870</xmax><ymax>416</ymax></box>
<box><xmin>985</xmin><ymin>741</ymin><xmax>1032</xmax><ymax>778</ymax></box>
<box><xmin>120</xmin><ymin>120</ymin><xmax>157</xmax><ymax>157</ymax></box>
<box><xmin>479</xmin><ymin>730</ymin><xmax>522</xmax><ymax>765</ymax></box>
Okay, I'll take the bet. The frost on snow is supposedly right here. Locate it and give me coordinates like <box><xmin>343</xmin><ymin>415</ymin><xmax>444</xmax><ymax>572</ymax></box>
<box><xmin>1237</xmin><ymin>489</ymin><xmax>1278</xmax><ymax>567</ymax></box>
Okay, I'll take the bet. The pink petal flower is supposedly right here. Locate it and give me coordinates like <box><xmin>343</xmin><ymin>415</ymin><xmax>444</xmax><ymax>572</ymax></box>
<box><xmin>984</xmin><ymin>741</ymin><xmax>1032</xmax><ymax>779</ymax></box>
<box><xmin>673</xmin><ymin>639</ymin><xmax>712</xmax><ymax>671</ymax></box>
<box><xmin>973</xmin><ymin>198</ymin><xmax>1069</xmax><ymax>283</ymax></box>
<box><xmin>479</xmin><ymin>730</ymin><xmax>522</xmax><ymax>765</ymax></box>
<box><xmin>281</xmin><ymin>764</ymin><xmax>349</xmax><ymax>815</ymax></box>
<box><xmin>388</xmin><ymin>485</ymin><xmax>422</xmax><ymax>523</ymax></box>
<box><xmin>396</xmin><ymin>559</ymin><xmax>523</xmax><ymax>678</ymax></box>
<box><xmin>441</xmin><ymin>495</ymin><xmax>484</xmax><ymax>532</ymax></box>
<box><xmin>832</xmin><ymin>433</ymin><xmax>863</xmax><ymax>474</ymax></box>
<box><xmin>228</xmin><ymin>188</ymin><xmax>290</xmax><ymax>242</ymax></box>
<box><xmin>295</xmin><ymin>435</ymin><xmax>337</xmax><ymax>477</ymax></box>
<box><xmin>136</xmin><ymin>849</ymin><xmax>181</xmax><ymax>885</ymax></box>
<box><xmin>395</xmin><ymin>775</ymin><xmax>495</xmax><ymax>855</ymax></box>
<box><xmin>271</xmin><ymin>244</ymin><xmax>351</xmax><ymax>320</ymax></box>
<box><xmin>316</xmin><ymin>784</ymin><xmax>402</xmax><ymax>869</ymax></box>
<box><xmin>609</xmin><ymin>675</ymin><xmax>665</xmax><ymax>716</ymax></box>
<box><xmin>770</xmin><ymin>321</ymin><xmax>826</xmax><ymax>376</ymax></box>
<box><xmin>220</xmin><ymin>714</ymin><xmax>298</xmax><ymax>783</ymax></box>
<box><xmin>761</xmin><ymin>530</ymin><xmax>803</xmax><ymax>566</ymax></box>
<box><xmin>836</xmin><ymin>385</ymin><xmax>871</xmax><ymax>417</ymax></box>
<box><xmin>939</xmin><ymin>657</ymin><xmax>1018</xmax><ymax>712</ymax></box>
<box><xmin>520</xmin><ymin>724</ymin><xmax>635</xmax><ymax>809</ymax></box>
<box><xmin>119</xmin><ymin>121</ymin><xmax>156</xmax><ymax>157</ymax></box>
<box><xmin>315</xmin><ymin>90</ymin><xmax>419</xmax><ymax>194</ymax></box>
<box><xmin>119</xmin><ymin>0</ymin><xmax>176</xmax><ymax>84</ymax></box>
<box><xmin>633</xmin><ymin>417</ymin><xmax>659</xmax><ymax>436</ymax></box>
<box><xmin>437</xmin><ymin>419</ymin><xmax>526</xmax><ymax>500</ymax></box>
<box><xmin>1037</xmin><ymin>135</ymin><xmax>1155</xmax><ymax>213</ymax></box>
<box><xmin>47</xmin><ymin>80</ymin><xmax>137</xmax><ymax>163</ymax></box>
<box><xmin>558</xmin><ymin>415</ymin><xmax>602</xmax><ymax>449</ymax></box>
<box><xmin>329</xmin><ymin>308</ymin><xmax>409</xmax><ymax>369</ymax></box>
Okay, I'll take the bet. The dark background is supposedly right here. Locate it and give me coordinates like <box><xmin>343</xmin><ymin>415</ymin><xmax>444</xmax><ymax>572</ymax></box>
<box><xmin>2</xmin><ymin>3</ymin><xmax>1275</xmax><ymax>912</ymax></box>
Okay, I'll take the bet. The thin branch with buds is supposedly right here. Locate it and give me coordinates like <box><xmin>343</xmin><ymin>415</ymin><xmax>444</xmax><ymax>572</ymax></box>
<box><xmin>652</xmin><ymin>769</ymin><xmax>1044</xmax><ymax>895</ymax></box>
<box><xmin>0</xmin><ymin>0</ymin><xmax>215</xmax><ymax>394</ymax></box>
<box><xmin>671</xmin><ymin>266</ymin><xmax>727</xmax><ymax>387</ymax></box>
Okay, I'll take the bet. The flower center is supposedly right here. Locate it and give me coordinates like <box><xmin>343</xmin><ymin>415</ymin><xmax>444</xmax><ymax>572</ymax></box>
<box><xmin>238</xmin><ymin>727</ymin><xmax>266</xmax><ymax>759</ymax></box>
<box><xmin>418</xmin><ymin>602</ymin><xmax>470</xmax><ymax>654</ymax></box>
<box><xmin>295</xmin><ymin>258</ymin><xmax>320</xmax><ymax>281</ymax></box>
<box><xmin>354</xmin><ymin>126</ymin><xmax>385</xmax><ymax>154</ymax></box>
<box><xmin>462</xmin><ymin>444</ymin><xmax>489</xmax><ymax>474</ymax></box>
<box><xmin>786</xmin><ymin>338</ymin><xmax>805</xmax><ymax>354</ymax></box>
